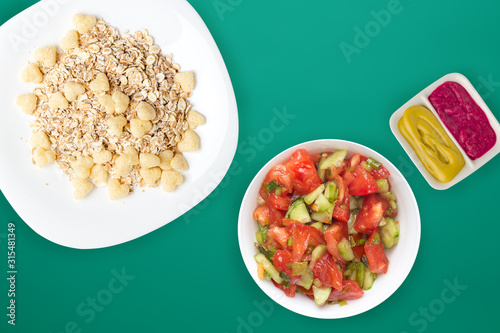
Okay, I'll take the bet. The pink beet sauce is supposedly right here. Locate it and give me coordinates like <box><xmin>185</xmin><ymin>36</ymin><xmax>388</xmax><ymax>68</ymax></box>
<box><xmin>428</xmin><ymin>81</ymin><xmax>496</xmax><ymax>160</ymax></box>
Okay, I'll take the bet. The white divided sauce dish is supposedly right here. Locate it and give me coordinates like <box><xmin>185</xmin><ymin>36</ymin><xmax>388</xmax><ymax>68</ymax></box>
<box><xmin>389</xmin><ymin>73</ymin><xmax>500</xmax><ymax>190</ymax></box>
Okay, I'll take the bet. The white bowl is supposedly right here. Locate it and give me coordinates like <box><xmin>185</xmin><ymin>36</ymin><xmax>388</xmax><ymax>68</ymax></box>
<box><xmin>238</xmin><ymin>139</ymin><xmax>421</xmax><ymax>319</ymax></box>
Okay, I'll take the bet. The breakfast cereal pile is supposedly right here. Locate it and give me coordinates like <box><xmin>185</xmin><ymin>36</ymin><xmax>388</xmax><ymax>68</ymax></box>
<box><xmin>16</xmin><ymin>14</ymin><xmax>205</xmax><ymax>200</ymax></box>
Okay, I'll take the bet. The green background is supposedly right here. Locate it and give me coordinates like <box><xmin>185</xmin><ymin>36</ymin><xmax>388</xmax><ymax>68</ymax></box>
<box><xmin>1</xmin><ymin>0</ymin><xmax>498</xmax><ymax>332</ymax></box>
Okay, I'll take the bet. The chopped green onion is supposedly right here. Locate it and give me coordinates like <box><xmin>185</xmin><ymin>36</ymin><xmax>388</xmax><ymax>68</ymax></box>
<box><xmin>360</xmin><ymin>161</ymin><xmax>373</xmax><ymax>172</ymax></box>
<box><xmin>275</xmin><ymin>187</ymin><xmax>282</xmax><ymax>195</ymax></box>
<box><xmin>255</xmin><ymin>243</ymin><xmax>272</xmax><ymax>261</ymax></box>
<box><xmin>362</xmin><ymin>255</ymin><xmax>369</xmax><ymax>268</ymax></box>
<box><xmin>266</xmin><ymin>180</ymin><xmax>279</xmax><ymax>192</ymax></box>
<box><xmin>349</xmin><ymin>235</ymin><xmax>356</xmax><ymax>247</ymax></box>
<box><xmin>338</xmin><ymin>301</ymin><xmax>348</xmax><ymax>307</ymax></box>
<box><xmin>287</xmin><ymin>237</ymin><xmax>293</xmax><ymax>246</ymax></box>
<box><xmin>356</xmin><ymin>238</ymin><xmax>366</xmax><ymax>246</ymax></box>
<box><xmin>280</xmin><ymin>272</ymin><xmax>292</xmax><ymax>288</ymax></box>
<box><xmin>366</xmin><ymin>157</ymin><xmax>381</xmax><ymax>170</ymax></box>
<box><xmin>258</xmin><ymin>223</ymin><xmax>269</xmax><ymax>233</ymax></box>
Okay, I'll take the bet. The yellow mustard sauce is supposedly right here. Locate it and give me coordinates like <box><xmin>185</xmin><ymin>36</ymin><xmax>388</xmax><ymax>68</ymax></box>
<box><xmin>398</xmin><ymin>105</ymin><xmax>465</xmax><ymax>183</ymax></box>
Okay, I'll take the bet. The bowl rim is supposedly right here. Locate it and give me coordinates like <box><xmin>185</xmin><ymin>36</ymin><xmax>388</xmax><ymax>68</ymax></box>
<box><xmin>238</xmin><ymin>139</ymin><xmax>421</xmax><ymax>319</ymax></box>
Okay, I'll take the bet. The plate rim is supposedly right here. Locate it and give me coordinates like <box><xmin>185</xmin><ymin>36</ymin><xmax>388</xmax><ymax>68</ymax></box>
<box><xmin>0</xmin><ymin>0</ymin><xmax>239</xmax><ymax>249</ymax></box>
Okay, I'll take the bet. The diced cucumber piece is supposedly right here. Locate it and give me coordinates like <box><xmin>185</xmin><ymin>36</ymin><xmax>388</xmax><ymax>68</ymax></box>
<box><xmin>378</xmin><ymin>217</ymin><xmax>387</xmax><ymax>227</ymax></box>
<box><xmin>325</xmin><ymin>204</ymin><xmax>334</xmax><ymax>218</ymax></box>
<box><xmin>313</xmin><ymin>285</ymin><xmax>332</xmax><ymax>306</ymax></box>
<box><xmin>309</xmin><ymin>222</ymin><xmax>324</xmax><ymax>232</ymax></box>
<box><xmin>347</xmin><ymin>209</ymin><xmax>359</xmax><ymax>235</ymax></box>
<box><xmin>323</xmin><ymin>181</ymin><xmax>338</xmax><ymax>203</ymax></box>
<box><xmin>309</xmin><ymin>245</ymin><xmax>328</xmax><ymax>269</ymax></box>
<box><xmin>311</xmin><ymin>211</ymin><xmax>332</xmax><ymax>223</ymax></box>
<box><xmin>255</xmin><ymin>230</ymin><xmax>267</xmax><ymax>244</ymax></box>
<box><xmin>376</xmin><ymin>179</ymin><xmax>389</xmax><ymax>193</ymax></box>
<box><xmin>338</xmin><ymin>238</ymin><xmax>355</xmax><ymax>261</ymax></box>
<box><xmin>389</xmin><ymin>199</ymin><xmax>397</xmax><ymax>209</ymax></box>
<box><xmin>349</xmin><ymin>195</ymin><xmax>360</xmax><ymax>210</ymax></box>
<box><xmin>319</xmin><ymin>150</ymin><xmax>347</xmax><ymax>170</ymax></box>
<box><xmin>380</xmin><ymin>217</ymin><xmax>400</xmax><ymax>248</ymax></box>
<box><xmin>314</xmin><ymin>194</ymin><xmax>334</xmax><ymax>213</ymax></box>
<box><xmin>296</xmin><ymin>269</ymin><xmax>314</xmax><ymax>290</ymax></box>
<box><xmin>254</xmin><ymin>253</ymin><xmax>282</xmax><ymax>284</ymax></box>
<box><xmin>318</xmin><ymin>154</ymin><xmax>327</xmax><ymax>181</ymax></box>
<box><xmin>292</xmin><ymin>262</ymin><xmax>308</xmax><ymax>275</ymax></box>
<box><xmin>304</xmin><ymin>184</ymin><xmax>325</xmax><ymax>205</ymax></box>
<box><xmin>355</xmin><ymin>262</ymin><xmax>365</xmax><ymax>289</ymax></box>
<box><xmin>363</xmin><ymin>265</ymin><xmax>376</xmax><ymax>290</ymax></box>
<box><xmin>285</xmin><ymin>198</ymin><xmax>311</xmax><ymax>223</ymax></box>
<box><xmin>346</xmin><ymin>263</ymin><xmax>357</xmax><ymax>281</ymax></box>
<box><xmin>380</xmin><ymin>191</ymin><xmax>397</xmax><ymax>201</ymax></box>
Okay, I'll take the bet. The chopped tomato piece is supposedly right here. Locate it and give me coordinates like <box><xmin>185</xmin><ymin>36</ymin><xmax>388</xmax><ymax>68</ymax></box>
<box><xmin>352</xmin><ymin>245</ymin><xmax>365</xmax><ymax>259</ymax></box>
<box><xmin>354</xmin><ymin>193</ymin><xmax>384</xmax><ymax>234</ymax></box>
<box><xmin>327</xmin><ymin>280</ymin><xmax>364</xmax><ymax>302</ymax></box>
<box><xmin>262</xmin><ymin>164</ymin><xmax>293</xmax><ymax>194</ymax></box>
<box><xmin>272</xmin><ymin>280</ymin><xmax>296</xmax><ymax>297</ymax></box>
<box><xmin>312</xmin><ymin>253</ymin><xmax>342</xmax><ymax>290</ymax></box>
<box><xmin>253</xmin><ymin>204</ymin><xmax>284</xmax><ymax>227</ymax></box>
<box><xmin>267</xmin><ymin>226</ymin><xmax>290</xmax><ymax>250</ymax></box>
<box><xmin>281</xmin><ymin>218</ymin><xmax>302</xmax><ymax>226</ymax></box>
<box><xmin>310</xmin><ymin>153</ymin><xmax>322</xmax><ymax>165</ymax></box>
<box><xmin>351</xmin><ymin>234</ymin><xmax>366</xmax><ymax>259</ymax></box>
<box><xmin>325</xmin><ymin>165</ymin><xmax>344</xmax><ymax>181</ymax></box>
<box><xmin>364</xmin><ymin>228</ymin><xmax>389</xmax><ymax>274</ymax></box>
<box><xmin>333</xmin><ymin>205</ymin><xmax>349</xmax><ymax>222</ymax></box>
<box><xmin>348</xmin><ymin>153</ymin><xmax>361</xmax><ymax>169</ymax></box>
<box><xmin>325</xmin><ymin>222</ymin><xmax>349</xmax><ymax>243</ymax></box>
<box><xmin>286</xmin><ymin>223</ymin><xmax>325</xmax><ymax>263</ymax></box>
<box><xmin>285</xmin><ymin>149</ymin><xmax>322</xmax><ymax>195</ymax></box>
<box><xmin>271</xmin><ymin>250</ymin><xmax>301</xmax><ymax>284</ymax></box>
<box><xmin>371</xmin><ymin>166</ymin><xmax>390</xmax><ymax>179</ymax></box>
<box><xmin>259</xmin><ymin>164</ymin><xmax>294</xmax><ymax>210</ymax></box>
<box><xmin>332</xmin><ymin>176</ymin><xmax>350</xmax><ymax>222</ymax></box>
<box><xmin>348</xmin><ymin>165</ymin><xmax>379</xmax><ymax>196</ymax></box>
<box><xmin>378</xmin><ymin>194</ymin><xmax>398</xmax><ymax>218</ymax></box>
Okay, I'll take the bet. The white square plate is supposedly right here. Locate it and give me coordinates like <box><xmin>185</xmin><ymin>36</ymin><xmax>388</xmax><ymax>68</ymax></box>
<box><xmin>389</xmin><ymin>73</ymin><xmax>500</xmax><ymax>190</ymax></box>
<box><xmin>0</xmin><ymin>0</ymin><xmax>238</xmax><ymax>248</ymax></box>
